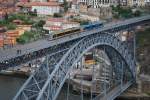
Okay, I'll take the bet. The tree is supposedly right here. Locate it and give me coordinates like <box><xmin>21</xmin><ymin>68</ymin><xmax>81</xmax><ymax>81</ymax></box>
<box><xmin>29</xmin><ymin>9</ymin><xmax>37</xmax><ymax>16</ymax></box>
<box><xmin>53</xmin><ymin>13</ymin><xmax>62</xmax><ymax>18</ymax></box>
<box><xmin>80</xmin><ymin>20</ymin><xmax>89</xmax><ymax>25</ymax></box>
<box><xmin>112</xmin><ymin>6</ymin><xmax>134</xmax><ymax>19</ymax></box>
<box><xmin>33</xmin><ymin>9</ymin><xmax>37</xmax><ymax>16</ymax></box>
<box><xmin>37</xmin><ymin>20</ymin><xmax>45</xmax><ymax>27</ymax></box>
<box><xmin>16</xmin><ymin>31</ymin><xmax>35</xmax><ymax>44</ymax></box>
<box><xmin>134</xmin><ymin>10</ymin><xmax>141</xmax><ymax>17</ymax></box>
<box><xmin>6</xmin><ymin>23</ymin><xmax>16</xmax><ymax>30</ymax></box>
<box><xmin>4</xmin><ymin>13</ymin><xmax>8</xmax><ymax>20</ymax></box>
<box><xmin>64</xmin><ymin>0</ymin><xmax>68</xmax><ymax>12</ymax></box>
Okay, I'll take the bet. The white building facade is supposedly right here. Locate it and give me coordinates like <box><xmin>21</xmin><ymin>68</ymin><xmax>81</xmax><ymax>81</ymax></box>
<box><xmin>30</xmin><ymin>2</ymin><xmax>60</xmax><ymax>15</ymax></box>
<box><xmin>62</xmin><ymin>22</ymin><xmax>80</xmax><ymax>29</ymax></box>
<box><xmin>145</xmin><ymin>0</ymin><xmax>150</xmax><ymax>6</ymax></box>
<box><xmin>78</xmin><ymin>0</ymin><xmax>111</xmax><ymax>8</ymax></box>
<box><xmin>126</xmin><ymin>0</ymin><xmax>150</xmax><ymax>7</ymax></box>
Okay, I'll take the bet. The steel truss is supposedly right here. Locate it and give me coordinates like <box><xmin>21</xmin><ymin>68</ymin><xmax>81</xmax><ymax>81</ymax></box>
<box><xmin>0</xmin><ymin>40</ymin><xmax>78</xmax><ymax>70</ymax></box>
<box><xmin>13</xmin><ymin>31</ymin><xmax>136</xmax><ymax>100</ymax></box>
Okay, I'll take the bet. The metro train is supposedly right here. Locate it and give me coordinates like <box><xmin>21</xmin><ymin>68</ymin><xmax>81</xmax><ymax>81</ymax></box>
<box><xmin>48</xmin><ymin>21</ymin><xmax>104</xmax><ymax>40</ymax></box>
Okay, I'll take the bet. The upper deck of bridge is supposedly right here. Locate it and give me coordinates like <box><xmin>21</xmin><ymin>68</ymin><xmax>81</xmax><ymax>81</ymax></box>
<box><xmin>0</xmin><ymin>15</ymin><xmax>150</xmax><ymax>63</ymax></box>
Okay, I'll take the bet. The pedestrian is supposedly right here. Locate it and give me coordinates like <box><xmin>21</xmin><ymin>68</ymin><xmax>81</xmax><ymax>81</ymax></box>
<box><xmin>19</xmin><ymin>50</ymin><xmax>22</xmax><ymax>54</ymax></box>
<box><xmin>29</xmin><ymin>63</ymin><xmax>31</xmax><ymax>67</ymax></box>
<box><xmin>17</xmin><ymin>50</ymin><xmax>19</xmax><ymax>54</ymax></box>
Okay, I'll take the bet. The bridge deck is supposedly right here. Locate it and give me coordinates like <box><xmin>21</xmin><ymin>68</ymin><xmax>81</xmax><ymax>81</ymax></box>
<box><xmin>0</xmin><ymin>15</ymin><xmax>149</xmax><ymax>63</ymax></box>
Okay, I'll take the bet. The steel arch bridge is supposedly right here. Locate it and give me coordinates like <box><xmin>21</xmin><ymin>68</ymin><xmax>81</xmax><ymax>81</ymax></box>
<box><xmin>13</xmin><ymin>31</ymin><xmax>136</xmax><ymax>100</ymax></box>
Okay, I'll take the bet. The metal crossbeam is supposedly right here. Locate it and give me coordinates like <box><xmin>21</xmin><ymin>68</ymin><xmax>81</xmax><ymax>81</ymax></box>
<box><xmin>12</xmin><ymin>15</ymin><xmax>150</xmax><ymax>100</ymax></box>
<box><xmin>14</xmin><ymin>33</ymin><xmax>135</xmax><ymax>100</ymax></box>
<box><xmin>0</xmin><ymin>15</ymin><xmax>150</xmax><ymax>70</ymax></box>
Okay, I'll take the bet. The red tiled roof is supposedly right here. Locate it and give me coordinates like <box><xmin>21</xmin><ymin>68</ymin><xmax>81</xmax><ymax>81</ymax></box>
<box><xmin>47</xmin><ymin>18</ymin><xmax>64</xmax><ymax>22</ymax></box>
<box><xmin>45</xmin><ymin>25</ymin><xmax>62</xmax><ymax>31</ymax></box>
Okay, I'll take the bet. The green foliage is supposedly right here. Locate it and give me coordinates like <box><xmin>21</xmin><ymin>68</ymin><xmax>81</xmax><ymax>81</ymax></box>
<box><xmin>29</xmin><ymin>9</ymin><xmax>37</xmax><ymax>17</ymax></box>
<box><xmin>23</xmin><ymin>19</ymin><xmax>34</xmax><ymax>25</ymax></box>
<box><xmin>113</xmin><ymin>14</ymin><xmax>119</xmax><ymax>19</ymax></box>
<box><xmin>6</xmin><ymin>23</ymin><xmax>16</xmax><ymax>30</ymax></box>
<box><xmin>0</xmin><ymin>13</ymin><xmax>34</xmax><ymax>30</ymax></box>
<box><xmin>0</xmin><ymin>20</ymin><xmax>16</xmax><ymax>30</ymax></box>
<box><xmin>17</xmin><ymin>30</ymin><xmax>43</xmax><ymax>44</ymax></box>
<box><xmin>16</xmin><ymin>31</ymin><xmax>34</xmax><ymax>44</ymax></box>
<box><xmin>0</xmin><ymin>20</ymin><xmax>9</xmax><ymax>26</ymax></box>
<box><xmin>7</xmin><ymin>14</ymin><xmax>27</xmax><ymax>22</ymax></box>
<box><xmin>80</xmin><ymin>20</ymin><xmax>89</xmax><ymax>25</ymax></box>
<box><xmin>112</xmin><ymin>5</ymin><xmax>142</xmax><ymax>19</ymax></box>
<box><xmin>147</xmin><ymin>92</ymin><xmax>150</xmax><ymax>96</ymax></box>
<box><xmin>53</xmin><ymin>13</ymin><xmax>62</xmax><ymax>18</ymax></box>
<box><xmin>64</xmin><ymin>0</ymin><xmax>69</xmax><ymax>12</ymax></box>
<box><xmin>33</xmin><ymin>20</ymin><xmax>45</xmax><ymax>28</ymax></box>
<box><xmin>136</xmin><ymin>28</ymin><xmax>150</xmax><ymax>47</ymax></box>
<box><xmin>134</xmin><ymin>10</ymin><xmax>141</xmax><ymax>17</ymax></box>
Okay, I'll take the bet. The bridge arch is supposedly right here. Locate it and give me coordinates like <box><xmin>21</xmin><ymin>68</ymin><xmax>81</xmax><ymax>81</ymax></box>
<box><xmin>36</xmin><ymin>32</ymin><xmax>136</xmax><ymax>100</ymax></box>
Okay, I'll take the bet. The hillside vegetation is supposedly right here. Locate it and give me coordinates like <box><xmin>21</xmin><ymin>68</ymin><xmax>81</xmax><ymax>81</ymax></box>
<box><xmin>136</xmin><ymin>28</ymin><xmax>150</xmax><ymax>75</ymax></box>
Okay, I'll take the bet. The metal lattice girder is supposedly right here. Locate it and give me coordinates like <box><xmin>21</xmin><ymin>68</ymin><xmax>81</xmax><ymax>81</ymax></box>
<box><xmin>13</xmin><ymin>48</ymin><xmax>69</xmax><ymax>100</ymax></box>
<box><xmin>1</xmin><ymin>15</ymin><xmax>150</xmax><ymax>70</ymax></box>
<box><xmin>13</xmin><ymin>40</ymin><xmax>82</xmax><ymax>99</ymax></box>
<box><xmin>1</xmin><ymin>40</ymin><xmax>78</xmax><ymax>69</ymax></box>
<box><xmin>33</xmin><ymin>32</ymin><xmax>136</xmax><ymax>100</ymax></box>
<box><xmin>12</xmin><ymin>15</ymin><xmax>150</xmax><ymax>100</ymax></box>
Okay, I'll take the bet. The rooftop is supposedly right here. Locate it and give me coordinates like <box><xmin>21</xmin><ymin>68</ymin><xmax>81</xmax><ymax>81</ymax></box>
<box><xmin>44</xmin><ymin>25</ymin><xmax>62</xmax><ymax>31</ymax></box>
<box><xmin>16</xmin><ymin>1</ymin><xmax>60</xmax><ymax>7</ymax></box>
<box><xmin>47</xmin><ymin>18</ymin><xmax>64</xmax><ymax>22</ymax></box>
